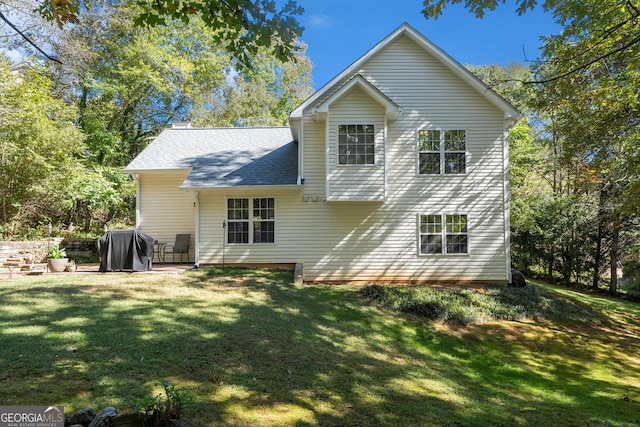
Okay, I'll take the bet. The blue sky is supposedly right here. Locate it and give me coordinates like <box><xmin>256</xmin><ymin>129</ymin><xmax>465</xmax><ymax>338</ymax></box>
<box><xmin>295</xmin><ymin>0</ymin><xmax>561</xmax><ymax>89</ymax></box>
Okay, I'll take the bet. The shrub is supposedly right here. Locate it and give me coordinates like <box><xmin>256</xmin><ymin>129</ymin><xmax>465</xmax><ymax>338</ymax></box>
<box><xmin>360</xmin><ymin>283</ymin><xmax>599</xmax><ymax>325</ymax></box>
<box><xmin>622</xmin><ymin>261</ymin><xmax>640</xmax><ymax>298</ymax></box>
<box><xmin>134</xmin><ymin>380</ymin><xmax>193</xmax><ymax>426</ymax></box>
<box><xmin>360</xmin><ymin>285</ymin><xmax>494</xmax><ymax>325</ymax></box>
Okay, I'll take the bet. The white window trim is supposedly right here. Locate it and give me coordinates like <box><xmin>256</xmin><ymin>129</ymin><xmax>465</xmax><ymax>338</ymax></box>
<box><xmin>226</xmin><ymin>197</ymin><xmax>277</xmax><ymax>245</ymax></box>
<box><xmin>417</xmin><ymin>213</ymin><xmax>470</xmax><ymax>256</ymax></box>
<box><xmin>337</xmin><ymin>123</ymin><xmax>377</xmax><ymax>167</ymax></box>
<box><xmin>416</xmin><ymin>128</ymin><xmax>468</xmax><ymax>176</ymax></box>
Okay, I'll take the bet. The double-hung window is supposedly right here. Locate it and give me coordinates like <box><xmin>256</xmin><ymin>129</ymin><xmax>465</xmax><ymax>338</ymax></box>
<box><xmin>227</xmin><ymin>198</ymin><xmax>249</xmax><ymax>243</ymax></box>
<box><xmin>419</xmin><ymin>214</ymin><xmax>468</xmax><ymax>255</ymax></box>
<box><xmin>338</xmin><ymin>124</ymin><xmax>375</xmax><ymax>165</ymax></box>
<box><xmin>418</xmin><ymin>129</ymin><xmax>466</xmax><ymax>174</ymax></box>
<box><xmin>227</xmin><ymin>198</ymin><xmax>275</xmax><ymax>244</ymax></box>
<box><xmin>252</xmin><ymin>198</ymin><xmax>275</xmax><ymax>243</ymax></box>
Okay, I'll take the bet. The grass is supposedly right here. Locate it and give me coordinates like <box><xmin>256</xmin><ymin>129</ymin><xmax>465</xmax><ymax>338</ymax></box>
<box><xmin>0</xmin><ymin>268</ymin><xmax>639</xmax><ymax>426</ymax></box>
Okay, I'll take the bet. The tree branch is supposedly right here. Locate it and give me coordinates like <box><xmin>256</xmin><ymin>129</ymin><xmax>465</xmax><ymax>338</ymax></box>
<box><xmin>0</xmin><ymin>9</ymin><xmax>61</xmax><ymax>64</ymax></box>
<box><xmin>524</xmin><ymin>35</ymin><xmax>640</xmax><ymax>84</ymax></box>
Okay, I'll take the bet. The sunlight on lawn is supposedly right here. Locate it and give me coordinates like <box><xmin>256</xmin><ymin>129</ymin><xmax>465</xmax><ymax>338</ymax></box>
<box><xmin>0</xmin><ymin>270</ymin><xmax>639</xmax><ymax>426</ymax></box>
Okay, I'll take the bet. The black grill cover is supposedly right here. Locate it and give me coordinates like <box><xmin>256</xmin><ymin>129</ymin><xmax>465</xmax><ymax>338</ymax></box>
<box><xmin>97</xmin><ymin>230</ymin><xmax>154</xmax><ymax>272</ymax></box>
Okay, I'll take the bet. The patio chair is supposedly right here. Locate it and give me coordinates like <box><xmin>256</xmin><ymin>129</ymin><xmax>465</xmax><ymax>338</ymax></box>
<box><xmin>164</xmin><ymin>234</ymin><xmax>190</xmax><ymax>264</ymax></box>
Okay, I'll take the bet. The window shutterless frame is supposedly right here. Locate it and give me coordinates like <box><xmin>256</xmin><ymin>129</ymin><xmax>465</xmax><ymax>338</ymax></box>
<box><xmin>418</xmin><ymin>213</ymin><xmax>469</xmax><ymax>255</ymax></box>
<box><xmin>226</xmin><ymin>197</ymin><xmax>276</xmax><ymax>244</ymax></box>
<box><xmin>417</xmin><ymin>129</ymin><xmax>467</xmax><ymax>175</ymax></box>
<box><xmin>227</xmin><ymin>198</ymin><xmax>249</xmax><ymax>244</ymax></box>
<box><xmin>338</xmin><ymin>124</ymin><xmax>376</xmax><ymax>165</ymax></box>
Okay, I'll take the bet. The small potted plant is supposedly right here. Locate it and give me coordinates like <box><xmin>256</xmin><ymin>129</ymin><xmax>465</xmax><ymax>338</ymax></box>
<box><xmin>47</xmin><ymin>244</ymin><xmax>69</xmax><ymax>272</ymax></box>
<box><xmin>65</xmin><ymin>260</ymin><xmax>77</xmax><ymax>273</ymax></box>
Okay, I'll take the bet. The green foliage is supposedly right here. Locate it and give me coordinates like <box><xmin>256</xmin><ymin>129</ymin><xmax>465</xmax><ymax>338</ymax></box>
<box><xmin>621</xmin><ymin>260</ymin><xmax>640</xmax><ymax>297</ymax></box>
<box><xmin>36</xmin><ymin>0</ymin><xmax>304</xmax><ymax>68</ymax></box>
<box><xmin>2</xmin><ymin>1</ymin><xmax>313</xmax><ymax>239</ymax></box>
<box><xmin>422</xmin><ymin>0</ymin><xmax>552</xmax><ymax>19</ymax></box>
<box><xmin>134</xmin><ymin>0</ymin><xmax>304</xmax><ymax>68</ymax></box>
<box><xmin>38</xmin><ymin>0</ymin><xmax>81</xmax><ymax>27</ymax></box>
<box><xmin>511</xmin><ymin>194</ymin><xmax>598</xmax><ymax>283</ymax></box>
<box><xmin>47</xmin><ymin>244</ymin><xmax>67</xmax><ymax>259</ymax></box>
<box><xmin>359</xmin><ymin>283</ymin><xmax>598</xmax><ymax>325</ymax></box>
<box><xmin>466</xmin><ymin>63</ymin><xmax>536</xmax><ymax>111</ymax></box>
<box><xmin>464</xmin><ymin>4</ymin><xmax>640</xmax><ymax>289</ymax></box>
<box><xmin>0</xmin><ymin>57</ymin><xmax>85</xmax><ymax>237</ymax></box>
<box><xmin>134</xmin><ymin>380</ymin><xmax>193</xmax><ymax>426</ymax></box>
<box><xmin>67</xmin><ymin>6</ymin><xmax>230</xmax><ymax>166</ymax></box>
<box><xmin>192</xmin><ymin>44</ymin><xmax>314</xmax><ymax>127</ymax></box>
<box><xmin>530</xmin><ymin>0</ymin><xmax>640</xmax><ymax>291</ymax></box>
<box><xmin>62</xmin><ymin>3</ymin><xmax>311</xmax><ymax>164</ymax></box>
<box><xmin>61</xmin><ymin>166</ymin><xmax>136</xmax><ymax>232</ymax></box>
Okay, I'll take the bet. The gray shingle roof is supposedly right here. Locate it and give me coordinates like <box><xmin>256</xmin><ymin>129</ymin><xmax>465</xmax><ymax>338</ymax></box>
<box><xmin>124</xmin><ymin>127</ymin><xmax>298</xmax><ymax>188</ymax></box>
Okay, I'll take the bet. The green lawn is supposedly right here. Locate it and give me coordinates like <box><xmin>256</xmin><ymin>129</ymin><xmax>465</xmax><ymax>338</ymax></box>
<box><xmin>1</xmin><ymin>268</ymin><xmax>639</xmax><ymax>426</ymax></box>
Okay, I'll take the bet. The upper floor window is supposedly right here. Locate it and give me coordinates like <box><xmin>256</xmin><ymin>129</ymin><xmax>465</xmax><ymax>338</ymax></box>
<box><xmin>227</xmin><ymin>197</ymin><xmax>275</xmax><ymax>244</ymax></box>
<box><xmin>419</xmin><ymin>214</ymin><xmax>468</xmax><ymax>255</ymax></box>
<box><xmin>418</xmin><ymin>129</ymin><xmax>466</xmax><ymax>175</ymax></box>
<box><xmin>338</xmin><ymin>124</ymin><xmax>375</xmax><ymax>165</ymax></box>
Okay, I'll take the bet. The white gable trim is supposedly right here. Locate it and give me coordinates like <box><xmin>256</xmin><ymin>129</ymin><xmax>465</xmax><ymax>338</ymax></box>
<box><xmin>311</xmin><ymin>74</ymin><xmax>401</xmax><ymax>122</ymax></box>
<box><xmin>289</xmin><ymin>23</ymin><xmax>521</xmax><ymax>122</ymax></box>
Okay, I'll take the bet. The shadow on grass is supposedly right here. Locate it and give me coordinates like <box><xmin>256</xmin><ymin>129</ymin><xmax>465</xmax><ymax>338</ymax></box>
<box><xmin>0</xmin><ymin>269</ymin><xmax>639</xmax><ymax>426</ymax></box>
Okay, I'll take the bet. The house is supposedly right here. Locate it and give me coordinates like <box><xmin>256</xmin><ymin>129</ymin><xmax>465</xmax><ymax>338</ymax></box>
<box><xmin>124</xmin><ymin>23</ymin><xmax>521</xmax><ymax>284</ymax></box>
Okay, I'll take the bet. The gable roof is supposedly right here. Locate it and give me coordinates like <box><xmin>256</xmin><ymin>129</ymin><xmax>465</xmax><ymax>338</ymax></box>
<box><xmin>289</xmin><ymin>22</ymin><xmax>521</xmax><ymax>123</ymax></box>
<box><xmin>124</xmin><ymin>127</ymin><xmax>298</xmax><ymax>189</ymax></box>
<box><xmin>311</xmin><ymin>74</ymin><xmax>401</xmax><ymax>122</ymax></box>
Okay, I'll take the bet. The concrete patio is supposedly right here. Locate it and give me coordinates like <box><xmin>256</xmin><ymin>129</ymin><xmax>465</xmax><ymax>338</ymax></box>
<box><xmin>0</xmin><ymin>263</ymin><xmax>195</xmax><ymax>279</ymax></box>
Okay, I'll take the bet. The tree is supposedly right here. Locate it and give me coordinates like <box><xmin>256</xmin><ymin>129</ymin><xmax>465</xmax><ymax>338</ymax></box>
<box><xmin>192</xmin><ymin>44</ymin><xmax>314</xmax><ymax>127</ymax></box>
<box><xmin>423</xmin><ymin>0</ymin><xmax>640</xmax><ymax>82</ymax></box>
<box><xmin>4</xmin><ymin>0</ymin><xmax>304</xmax><ymax>67</ymax></box>
<box><xmin>530</xmin><ymin>1</ymin><xmax>640</xmax><ymax>292</ymax></box>
<box><xmin>51</xmin><ymin>0</ymin><xmax>313</xmax><ymax>164</ymax></box>
<box><xmin>134</xmin><ymin>0</ymin><xmax>304</xmax><ymax>68</ymax></box>
<box><xmin>0</xmin><ymin>57</ymin><xmax>85</xmax><ymax>237</ymax></box>
<box><xmin>0</xmin><ymin>1</ymin><xmax>313</xmax><ymax>237</ymax></box>
<box><xmin>56</xmin><ymin>2</ymin><xmax>230</xmax><ymax>165</ymax></box>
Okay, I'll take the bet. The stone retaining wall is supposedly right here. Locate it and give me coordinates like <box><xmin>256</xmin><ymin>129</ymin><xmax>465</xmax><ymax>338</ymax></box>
<box><xmin>0</xmin><ymin>238</ymin><xmax>99</xmax><ymax>266</ymax></box>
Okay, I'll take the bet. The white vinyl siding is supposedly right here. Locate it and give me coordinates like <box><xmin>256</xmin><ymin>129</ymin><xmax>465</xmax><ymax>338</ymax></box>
<box><xmin>300</xmin><ymin>34</ymin><xmax>507</xmax><ymax>282</ymax></box>
<box><xmin>193</xmin><ymin>33</ymin><xmax>511</xmax><ymax>283</ymax></box>
<box><xmin>136</xmin><ymin>171</ymin><xmax>195</xmax><ymax>262</ymax></box>
<box><xmin>326</xmin><ymin>85</ymin><xmax>386</xmax><ymax>201</ymax></box>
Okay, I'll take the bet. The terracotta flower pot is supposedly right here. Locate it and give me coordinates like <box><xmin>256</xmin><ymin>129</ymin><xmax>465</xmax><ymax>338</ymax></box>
<box><xmin>48</xmin><ymin>258</ymin><xmax>69</xmax><ymax>272</ymax></box>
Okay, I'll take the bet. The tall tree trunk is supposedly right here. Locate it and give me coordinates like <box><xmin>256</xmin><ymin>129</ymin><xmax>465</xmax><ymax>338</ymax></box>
<box><xmin>592</xmin><ymin>187</ymin><xmax>606</xmax><ymax>290</ymax></box>
<box><xmin>1</xmin><ymin>192</ymin><xmax>7</xmax><ymax>239</ymax></box>
<box><xmin>552</xmin><ymin>131</ymin><xmax>559</xmax><ymax>195</ymax></box>
<box><xmin>592</xmin><ymin>223</ymin><xmax>603</xmax><ymax>289</ymax></box>
<box><xmin>610</xmin><ymin>225</ymin><xmax>619</xmax><ymax>294</ymax></box>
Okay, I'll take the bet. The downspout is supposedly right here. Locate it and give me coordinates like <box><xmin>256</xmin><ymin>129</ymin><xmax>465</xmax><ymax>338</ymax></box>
<box><xmin>383</xmin><ymin>115</ymin><xmax>388</xmax><ymax>201</ymax></box>
<box><xmin>192</xmin><ymin>190</ymin><xmax>200</xmax><ymax>267</ymax></box>
<box><xmin>134</xmin><ymin>174</ymin><xmax>141</xmax><ymax>228</ymax></box>
<box><xmin>299</xmin><ymin>116</ymin><xmax>304</xmax><ymax>183</ymax></box>
<box><xmin>325</xmin><ymin>113</ymin><xmax>331</xmax><ymax>201</ymax></box>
